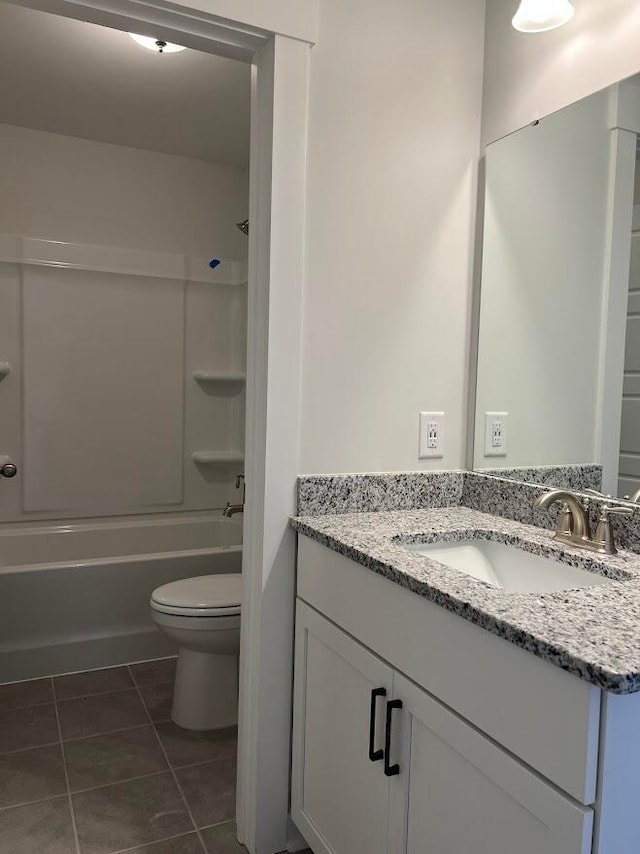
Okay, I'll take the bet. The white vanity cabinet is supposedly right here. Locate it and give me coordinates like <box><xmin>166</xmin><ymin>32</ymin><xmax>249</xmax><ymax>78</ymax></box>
<box><xmin>290</xmin><ymin>537</ymin><xmax>614</xmax><ymax>854</ymax></box>
<box><xmin>292</xmin><ymin>601</ymin><xmax>593</xmax><ymax>854</ymax></box>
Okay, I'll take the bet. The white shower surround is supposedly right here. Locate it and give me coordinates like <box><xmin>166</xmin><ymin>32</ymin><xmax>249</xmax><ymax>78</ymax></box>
<box><xmin>0</xmin><ymin>234</ymin><xmax>248</xmax><ymax>522</ymax></box>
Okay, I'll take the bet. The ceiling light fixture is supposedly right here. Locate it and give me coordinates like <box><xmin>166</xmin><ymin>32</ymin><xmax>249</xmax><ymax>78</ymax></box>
<box><xmin>512</xmin><ymin>0</ymin><xmax>574</xmax><ymax>32</ymax></box>
<box><xmin>128</xmin><ymin>33</ymin><xmax>187</xmax><ymax>54</ymax></box>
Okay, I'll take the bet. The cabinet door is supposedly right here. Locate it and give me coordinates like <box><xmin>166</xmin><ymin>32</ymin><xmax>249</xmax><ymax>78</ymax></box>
<box><xmin>391</xmin><ymin>673</ymin><xmax>593</xmax><ymax>854</ymax></box>
<box><xmin>292</xmin><ymin>601</ymin><xmax>393</xmax><ymax>854</ymax></box>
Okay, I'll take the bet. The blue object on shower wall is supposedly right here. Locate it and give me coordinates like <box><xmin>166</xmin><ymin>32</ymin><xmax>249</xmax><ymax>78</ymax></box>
<box><xmin>209</xmin><ymin>259</ymin><xmax>221</xmax><ymax>269</ymax></box>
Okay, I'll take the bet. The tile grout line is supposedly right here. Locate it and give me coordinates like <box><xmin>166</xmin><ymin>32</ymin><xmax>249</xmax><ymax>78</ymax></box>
<box><xmin>0</xmin><ymin>670</ymin><xmax>174</xmax><ymax>715</ymax></box>
<box><xmin>109</xmin><ymin>828</ymin><xmax>204</xmax><ymax>854</ymax></box>
<box><xmin>0</xmin><ymin>793</ymin><xmax>71</xmax><ymax>814</ymax></box>
<box><xmin>128</xmin><ymin>665</ymin><xmax>209</xmax><ymax>854</ymax></box>
<box><xmin>0</xmin><ymin>698</ymin><xmax>60</xmax><ymax>714</ymax></box>
<box><xmin>36</xmin><ymin>751</ymin><xmax>233</xmax><ymax>801</ymax></box>
<box><xmin>0</xmin><ymin>737</ymin><xmax>61</xmax><ymax>758</ymax></box>
<box><xmin>0</xmin><ymin>769</ymin><xmax>172</xmax><ymax>815</ymax></box>
<box><xmin>56</xmin><ymin>684</ymin><xmax>144</xmax><ymax>704</ymax></box>
<box><xmin>51</xmin><ymin>676</ymin><xmax>83</xmax><ymax>854</ymax></box>
<box><xmin>197</xmin><ymin>818</ymin><xmax>236</xmax><ymax>832</ymax></box>
<box><xmin>62</xmin><ymin>721</ymin><xmax>152</xmax><ymax>746</ymax></box>
<box><xmin>165</xmin><ymin>753</ymin><xmax>236</xmax><ymax>773</ymax></box>
<box><xmin>67</xmin><ymin>768</ymin><xmax>173</xmax><ymax>798</ymax></box>
<box><xmin>0</xmin><ymin>712</ymin><xmax>209</xmax><ymax>758</ymax></box>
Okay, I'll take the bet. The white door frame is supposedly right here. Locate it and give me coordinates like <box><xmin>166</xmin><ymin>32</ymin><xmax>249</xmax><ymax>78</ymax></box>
<box><xmin>7</xmin><ymin>2</ymin><xmax>313</xmax><ymax>851</ymax></box>
<box><xmin>238</xmin><ymin>33</ymin><xmax>309</xmax><ymax>854</ymax></box>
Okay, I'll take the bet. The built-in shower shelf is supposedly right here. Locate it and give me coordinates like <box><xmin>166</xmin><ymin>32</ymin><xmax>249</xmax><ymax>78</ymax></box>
<box><xmin>0</xmin><ymin>362</ymin><xmax>11</xmax><ymax>380</ymax></box>
<box><xmin>192</xmin><ymin>451</ymin><xmax>245</xmax><ymax>465</ymax></box>
<box><xmin>193</xmin><ymin>371</ymin><xmax>246</xmax><ymax>385</ymax></box>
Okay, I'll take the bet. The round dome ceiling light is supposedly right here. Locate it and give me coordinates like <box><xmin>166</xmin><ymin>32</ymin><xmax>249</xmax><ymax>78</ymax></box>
<box><xmin>512</xmin><ymin>0</ymin><xmax>574</xmax><ymax>33</ymax></box>
<box><xmin>128</xmin><ymin>33</ymin><xmax>187</xmax><ymax>54</ymax></box>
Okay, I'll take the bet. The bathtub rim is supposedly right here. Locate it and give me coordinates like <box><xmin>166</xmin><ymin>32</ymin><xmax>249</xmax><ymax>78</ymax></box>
<box><xmin>0</xmin><ymin>543</ymin><xmax>243</xmax><ymax>576</ymax></box>
<box><xmin>0</xmin><ymin>509</ymin><xmax>243</xmax><ymax>538</ymax></box>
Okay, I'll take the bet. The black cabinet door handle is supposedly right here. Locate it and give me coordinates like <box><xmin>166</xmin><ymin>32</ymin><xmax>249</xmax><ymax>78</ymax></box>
<box><xmin>384</xmin><ymin>699</ymin><xmax>403</xmax><ymax>777</ymax></box>
<box><xmin>368</xmin><ymin>688</ymin><xmax>387</xmax><ymax>762</ymax></box>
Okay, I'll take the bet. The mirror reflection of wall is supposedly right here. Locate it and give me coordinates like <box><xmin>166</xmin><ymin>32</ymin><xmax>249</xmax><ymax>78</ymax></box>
<box><xmin>473</xmin><ymin>75</ymin><xmax>640</xmax><ymax>499</ymax></box>
<box><xmin>620</xmin><ymin>157</ymin><xmax>640</xmax><ymax>501</ymax></box>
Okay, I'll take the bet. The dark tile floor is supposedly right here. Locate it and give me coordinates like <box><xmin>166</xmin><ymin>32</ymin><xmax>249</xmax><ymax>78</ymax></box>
<box><xmin>0</xmin><ymin>659</ymin><xmax>248</xmax><ymax>854</ymax></box>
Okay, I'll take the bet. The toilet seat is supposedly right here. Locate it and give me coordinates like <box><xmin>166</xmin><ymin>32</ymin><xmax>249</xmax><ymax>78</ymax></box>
<box><xmin>151</xmin><ymin>574</ymin><xmax>242</xmax><ymax>617</ymax></box>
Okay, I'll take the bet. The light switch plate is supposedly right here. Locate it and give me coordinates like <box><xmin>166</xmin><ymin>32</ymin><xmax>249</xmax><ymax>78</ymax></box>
<box><xmin>484</xmin><ymin>412</ymin><xmax>508</xmax><ymax>457</ymax></box>
<box><xmin>419</xmin><ymin>412</ymin><xmax>444</xmax><ymax>459</ymax></box>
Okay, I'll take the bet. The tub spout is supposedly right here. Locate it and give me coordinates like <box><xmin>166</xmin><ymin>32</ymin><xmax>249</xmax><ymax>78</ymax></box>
<box><xmin>223</xmin><ymin>473</ymin><xmax>245</xmax><ymax>517</ymax></box>
<box><xmin>223</xmin><ymin>502</ymin><xmax>244</xmax><ymax>518</ymax></box>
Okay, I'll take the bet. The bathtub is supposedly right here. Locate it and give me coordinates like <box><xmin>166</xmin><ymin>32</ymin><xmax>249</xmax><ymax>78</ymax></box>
<box><xmin>0</xmin><ymin>512</ymin><xmax>243</xmax><ymax>683</ymax></box>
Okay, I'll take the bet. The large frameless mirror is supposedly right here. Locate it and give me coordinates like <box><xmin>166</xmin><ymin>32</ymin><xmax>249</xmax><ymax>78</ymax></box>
<box><xmin>472</xmin><ymin>74</ymin><xmax>640</xmax><ymax>500</ymax></box>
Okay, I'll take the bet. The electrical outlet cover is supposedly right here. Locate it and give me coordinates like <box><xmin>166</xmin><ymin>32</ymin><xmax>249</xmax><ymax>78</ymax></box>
<box><xmin>419</xmin><ymin>412</ymin><xmax>444</xmax><ymax>459</ymax></box>
<box><xmin>484</xmin><ymin>412</ymin><xmax>508</xmax><ymax>457</ymax></box>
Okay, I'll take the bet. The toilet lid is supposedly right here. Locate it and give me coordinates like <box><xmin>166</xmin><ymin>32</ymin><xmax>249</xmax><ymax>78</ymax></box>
<box><xmin>151</xmin><ymin>574</ymin><xmax>242</xmax><ymax>616</ymax></box>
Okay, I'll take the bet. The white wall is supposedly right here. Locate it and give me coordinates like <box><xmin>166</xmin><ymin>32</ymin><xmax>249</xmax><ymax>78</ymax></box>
<box><xmin>482</xmin><ymin>0</ymin><xmax>640</xmax><ymax>145</ymax></box>
<box><xmin>0</xmin><ymin>122</ymin><xmax>249</xmax><ymax>257</ymax></box>
<box><xmin>168</xmin><ymin>0</ymin><xmax>317</xmax><ymax>44</ymax></box>
<box><xmin>474</xmin><ymin>89</ymin><xmax>611</xmax><ymax>468</ymax></box>
<box><xmin>298</xmin><ymin>0</ymin><xmax>486</xmax><ymax>474</ymax></box>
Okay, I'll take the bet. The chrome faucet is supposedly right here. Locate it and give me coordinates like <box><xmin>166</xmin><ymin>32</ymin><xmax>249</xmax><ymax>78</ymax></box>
<box><xmin>223</xmin><ymin>474</ymin><xmax>245</xmax><ymax>518</ymax></box>
<box><xmin>535</xmin><ymin>489</ymin><xmax>632</xmax><ymax>555</ymax></box>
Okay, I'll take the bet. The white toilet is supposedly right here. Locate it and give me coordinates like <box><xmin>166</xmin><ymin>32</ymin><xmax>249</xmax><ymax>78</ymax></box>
<box><xmin>150</xmin><ymin>574</ymin><xmax>242</xmax><ymax>731</ymax></box>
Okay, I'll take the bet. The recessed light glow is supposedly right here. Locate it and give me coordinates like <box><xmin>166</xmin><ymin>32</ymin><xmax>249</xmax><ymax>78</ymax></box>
<box><xmin>128</xmin><ymin>33</ymin><xmax>187</xmax><ymax>54</ymax></box>
<box><xmin>512</xmin><ymin>0</ymin><xmax>574</xmax><ymax>32</ymax></box>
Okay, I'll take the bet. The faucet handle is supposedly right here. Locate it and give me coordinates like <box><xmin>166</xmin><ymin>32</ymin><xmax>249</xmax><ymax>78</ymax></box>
<box><xmin>593</xmin><ymin>504</ymin><xmax>633</xmax><ymax>555</ymax></box>
<box><xmin>235</xmin><ymin>473</ymin><xmax>245</xmax><ymax>490</ymax></box>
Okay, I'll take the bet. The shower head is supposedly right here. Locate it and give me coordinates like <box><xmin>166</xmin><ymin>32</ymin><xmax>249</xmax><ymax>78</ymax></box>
<box><xmin>236</xmin><ymin>219</ymin><xmax>249</xmax><ymax>236</ymax></box>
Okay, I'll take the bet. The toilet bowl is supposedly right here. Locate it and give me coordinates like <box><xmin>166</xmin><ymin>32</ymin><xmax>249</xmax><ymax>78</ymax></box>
<box><xmin>150</xmin><ymin>574</ymin><xmax>242</xmax><ymax>731</ymax></box>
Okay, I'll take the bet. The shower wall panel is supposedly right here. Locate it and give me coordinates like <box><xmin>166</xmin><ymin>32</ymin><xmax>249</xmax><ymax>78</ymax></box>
<box><xmin>23</xmin><ymin>266</ymin><xmax>184</xmax><ymax>514</ymax></box>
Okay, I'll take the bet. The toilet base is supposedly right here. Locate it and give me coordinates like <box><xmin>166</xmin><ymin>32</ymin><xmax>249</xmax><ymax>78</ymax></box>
<box><xmin>172</xmin><ymin>648</ymin><xmax>238</xmax><ymax>731</ymax></box>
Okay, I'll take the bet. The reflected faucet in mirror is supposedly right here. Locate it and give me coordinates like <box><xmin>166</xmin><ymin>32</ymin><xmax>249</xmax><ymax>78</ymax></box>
<box><xmin>588</xmin><ymin>486</ymin><xmax>640</xmax><ymax>506</ymax></box>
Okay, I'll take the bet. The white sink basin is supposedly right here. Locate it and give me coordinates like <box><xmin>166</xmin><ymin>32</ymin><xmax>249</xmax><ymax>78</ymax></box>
<box><xmin>403</xmin><ymin>539</ymin><xmax>610</xmax><ymax>594</ymax></box>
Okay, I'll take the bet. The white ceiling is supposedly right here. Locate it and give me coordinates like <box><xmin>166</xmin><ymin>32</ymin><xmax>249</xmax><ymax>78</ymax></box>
<box><xmin>0</xmin><ymin>2</ymin><xmax>251</xmax><ymax>166</ymax></box>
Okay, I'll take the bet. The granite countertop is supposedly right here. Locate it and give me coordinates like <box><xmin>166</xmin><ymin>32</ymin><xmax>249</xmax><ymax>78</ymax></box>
<box><xmin>291</xmin><ymin>506</ymin><xmax>640</xmax><ymax>694</ymax></box>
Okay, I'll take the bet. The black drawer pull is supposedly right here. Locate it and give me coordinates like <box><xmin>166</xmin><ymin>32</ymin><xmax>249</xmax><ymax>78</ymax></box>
<box><xmin>368</xmin><ymin>688</ymin><xmax>387</xmax><ymax>762</ymax></box>
<box><xmin>384</xmin><ymin>699</ymin><xmax>403</xmax><ymax>777</ymax></box>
